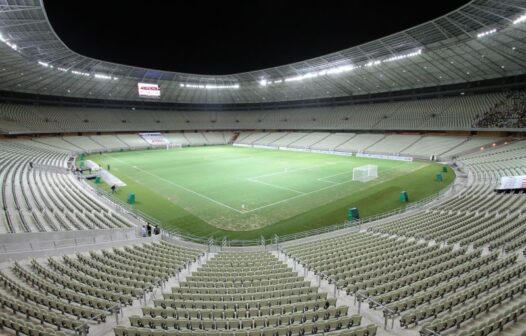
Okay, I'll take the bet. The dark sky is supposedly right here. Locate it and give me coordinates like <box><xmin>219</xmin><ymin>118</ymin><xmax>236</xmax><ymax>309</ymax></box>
<box><xmin>44</xmin><ymin>1</ymin><xmax>468</xmax><ymax>75</ymax></box>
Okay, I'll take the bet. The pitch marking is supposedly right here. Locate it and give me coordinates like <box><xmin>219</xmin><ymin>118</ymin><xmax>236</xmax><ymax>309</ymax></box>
<box><xmin>107</xmin><ymin>155</ymin><xmax>245</xmax><ymax>214</ymax></box>
<box><xmin>246</xmin><ymin>178</ymin><xmax>305</xmax><ymax>194</ymax></box>
<box><xmin>244</xmin><ymin>162</ymin><xmax>419</xmax><ymax>213</ymax></box>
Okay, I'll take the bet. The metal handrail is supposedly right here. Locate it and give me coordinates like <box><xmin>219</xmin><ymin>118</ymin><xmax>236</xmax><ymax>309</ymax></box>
<box><xmin>0</xmin><ymin>232</ymin><xmax>138</xmax><ymax>255</ymax></box>
<box><xmin>144</xmin><ymin>183</ymin><xmax>451</xmax><ymax>247</ymax></box>
<box><xmin>355</xmin><ymin>291</ymin><xmax>397</xmax><ymax>330</ymax></box>
<box><xmin>421</xmin><ymin>328</ymin><xmax>442</xmax><ymax>336</ymax></box>
<box><xmin>73</xmin><ymin>321</ymin><xmax>90</xmax><ymax>336</ymax></box>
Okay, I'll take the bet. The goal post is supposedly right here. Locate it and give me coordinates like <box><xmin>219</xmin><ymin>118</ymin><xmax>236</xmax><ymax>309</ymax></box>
<box><xmin>352</xmin><ymin>164</ymin><xmax>378</xmax><ymax>182</ymax></box>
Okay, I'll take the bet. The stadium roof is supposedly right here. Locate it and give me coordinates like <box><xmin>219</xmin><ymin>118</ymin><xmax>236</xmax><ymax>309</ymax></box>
<box><xmin>0</xmin><ymin>0</ymin><xmax>526</xmax><ymax>105</ymax></box>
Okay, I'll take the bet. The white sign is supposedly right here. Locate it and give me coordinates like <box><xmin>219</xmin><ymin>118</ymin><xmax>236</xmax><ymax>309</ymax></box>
<box><xmin>356</xmin><ymin>152</ymin><xmax>413</xmax><ymax>162</ymax></box>
<box><xmin>139</xmin><ymin>132</ymin><xmax>168</xmax><ymax>145</ymax></box>
<box><xmin>498</xmin><ymin>175</ymin><xmax>526</xmax><ymax>190</ymax></box>
<box><xmin>138</xmin><ymin>82</ymin><xmax>160</xmax><ymax>97</ymax></box>
<box><xmin>233</xmin><ymin>144</ymin><xmax>353</xmax><ymax>157</ymax></box>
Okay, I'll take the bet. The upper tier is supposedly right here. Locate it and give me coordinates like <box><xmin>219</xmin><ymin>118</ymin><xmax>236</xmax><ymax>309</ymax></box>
<box><xmin>0</xmin><ymin>0</ymin><xmax>526</xmax><ymax>104</ymax></box>
<box><xmin>1</xmin><ymin>90</ymin><xmax>525</xmax><ymax>134</ymax></box>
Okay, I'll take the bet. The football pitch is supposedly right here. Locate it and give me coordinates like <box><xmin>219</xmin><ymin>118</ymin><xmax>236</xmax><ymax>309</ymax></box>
<box><xmin>87</xmin><ymin>145</ymin><xmax>454</xmax><ymax>240</ymax></box>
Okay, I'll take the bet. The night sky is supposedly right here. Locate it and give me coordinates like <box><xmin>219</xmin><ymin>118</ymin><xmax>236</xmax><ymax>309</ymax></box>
<box><xmin>44</xmin><ymin>1</ymin><xmax>469</xmax><ymax>75</ymax></box>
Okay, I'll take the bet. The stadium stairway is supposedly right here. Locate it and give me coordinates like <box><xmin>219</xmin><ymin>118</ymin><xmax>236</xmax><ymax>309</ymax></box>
<box><xmin>282</xmin><ymin>231</ymin><xmax>526</xmax><ymax>336</ymax></box>
<box><xmin>276</xmin><ymin>248</ymin><xmax>412</xmax><ymax>336</ymax></box>
<box><xmin>362</xmin><ymin>134</ymin><xmax>388</xmax><ymax>152</ymax></box>
<box><xmin>89</xmin><ymin>136</ymin><xmax>110</xmax><ymax>151</ymax></box>
<box><xmin>88</xmin><ymin>248</ymin><xmax>210</xmax><ymax>336</ymax></box>
<box><xmin>307</xmin><ymin>133</ymin><xmax>333</xmax><ymax>150</ymax></box>
<box><xmin>398</xmin><ymin>136</ymin><xmax>423</xmax><ymax>155</ymax></box>
<box><xmin>227</xmin><ymin>133</ymin><xmax>239</xmax><ymax>144</ymax></box>
<box><xmin>112</xmin><ymin>249</ymin><xmax>381</xmax><ymax>336</ymax></box>
<box><xmin>0</xmin><ymin>239</ymin><xmax>205</xmax><ymax>336</ymax></box>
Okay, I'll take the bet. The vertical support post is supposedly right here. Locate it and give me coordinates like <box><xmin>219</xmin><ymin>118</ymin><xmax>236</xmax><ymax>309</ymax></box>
<box><xmin>357</xmin><ymin>299</ymin><xmax>361</xmax><ymax>314</ymax></box>
<box><xmin>114</xmin><ymin>307</ymin><xmax>119</xmax><ymax>324</ymax></box>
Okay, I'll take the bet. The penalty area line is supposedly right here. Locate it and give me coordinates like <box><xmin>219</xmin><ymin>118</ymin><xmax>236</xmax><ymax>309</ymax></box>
<box><xmin>106</xmin><ymin>155</ymin><xmax>246</xmax><ymax>214</ymax></box>
<box><xmin>246</xmin><ymin>178</ymin><xmax>305</xmax><ymax>194</ymax></box>
<box><xmin>243</xmin><ymin>161</ymin><xmax>418</xmax><ymax>213</ymax></box>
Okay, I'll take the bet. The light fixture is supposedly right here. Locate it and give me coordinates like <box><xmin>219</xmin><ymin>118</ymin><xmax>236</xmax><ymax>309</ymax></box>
<box><xmin>94</xmin><ymin>73</ymin><xmax>118</xmax><ymax>80</ymax></box>
<box><xmin>513</xmin><ymin>14</ymin><xmax>526</xmax><ymax>24</ymax></box>
<box><xmin>71</xmin><ymin>70</ymin><xmax>90</xmax><ymax>77</ymax></box>
<box><xmin>94</xmin><ymin>73</ymin><xmax>111</xmax><ymax>80</ymax></box>
<box><xmin>477</xmin><ymin>28</ymin><xmax>497</xmax><ymax>38</ymax></box>
<box><xmin>180</xmin><ymin>83</ymin><xmax>239</xmax><ymax>90</ymax></box>
<box><xmin>382</xmin><ymin>49</ymin><xmax>422</xmax><ymax>63</ymax></box>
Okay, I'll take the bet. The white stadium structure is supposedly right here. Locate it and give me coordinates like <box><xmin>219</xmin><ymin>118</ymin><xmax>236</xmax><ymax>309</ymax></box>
<box><xmin>0</xmin><ymin>1</ymin><xmax>525</xmax><ymax>336</ymax></box>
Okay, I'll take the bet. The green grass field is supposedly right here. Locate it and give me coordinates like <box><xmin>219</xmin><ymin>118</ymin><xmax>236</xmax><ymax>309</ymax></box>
<box><xmin>86</xmin><ymin>145</ymin><xmax>454</xmax><ymax>240</ymax></box>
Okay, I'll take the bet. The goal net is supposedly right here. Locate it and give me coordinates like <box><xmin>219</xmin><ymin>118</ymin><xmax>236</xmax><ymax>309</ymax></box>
<box><xmin>352</xmin><ymin>165</ymin><xmax>378</xmax><ymax>182</ymax></box>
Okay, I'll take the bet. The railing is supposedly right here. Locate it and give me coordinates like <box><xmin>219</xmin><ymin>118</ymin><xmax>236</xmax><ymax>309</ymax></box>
<box><xmin>0</xmin><ymin>230</ymin><xmax>138</xmax><ymax>254</ymax></box>
<box><xmin>73</xmin><ymin>322</ymin><xmax>90</xmax><ymax>336</ymax></box>
<box><xmin>355</xmin><ymin>292</ymin><xmax>397</xmax><ymax>330</ymax></box>
<box><xmin>94</xmin><ymin>179</ymin><xmax>455</xmax><ymax>247</ymax></box>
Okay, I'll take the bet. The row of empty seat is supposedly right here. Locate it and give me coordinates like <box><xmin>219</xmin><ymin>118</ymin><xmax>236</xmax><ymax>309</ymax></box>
<box><xmin>0</xmin><ymin>140</ymin><xmax>136</xmax><ymax>233</ymax></box>
<box><xmin>369</xmin><ymin>141</ymin><xmax>526</xmax><ymax>253</ymax></box>
<box><xmin>0</xmin><ymin>241</ymin><xmax>202</xmax><ymax>335</ymax></box>
<box><xmin>283</xmin><ymin>140</ymin><xmax>526</xmax><ymax>335</ymax></box>
<box><xmin>235</xmin><ymin>132</ymin><xmax>498</xmax><ymax>158</ymax></box>
<box><xmin>31</xmin><ymin>132</ymin><xmax>233</xmax><ymax>153</ymax></box>
<box><xmin>0</xmin><ymin>91</ymin><xmax>520</xmax><ymax>134</ymax></box>
<box><xmin>118</xmin><ymin>251</ymin><xmax>376</xmax><ymax>336</ymax></box>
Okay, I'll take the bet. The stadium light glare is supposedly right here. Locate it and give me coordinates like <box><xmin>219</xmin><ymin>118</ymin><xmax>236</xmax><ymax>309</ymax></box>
<box><xmin>71</xmin><ymin>70</ymin><xmax>90</xmax><ymax>77</ymax></box>
<box><xmin>94</xmin><ymin>73</ymin><xmax>117</xmax><ymax>80</ymax></box>
<box><xmin>57</xmin><ymin>67</ymin><xmax>68</xmax><ymax>72</ymax></box>
<box><xmin>38</xmin><ymin>61</ymin><xmax>50</xmax><ymax>67</ymax></box>
<box><xmin>268</xmin><ymin>48</ymin><xmax>422</xmax><ymax>86</ymax></box>
<box><xmin>477</xmin><ymin>28</ymin><xmax>497</xmax><ymax>38</ymax></box>
<box><xmin>262</xmin><ymin>63</ymin><xmax>357</xmax><ymax>86</ymax></box>
<box><xmin>0</xmin><ymin>33</ymin><xmax>19</xmax><ymax>51</ymax></box>
<box><xmin>513</xmin><ymin>14</ymin><xmax>526</xmax><ymax>24</ymax></box>
<box><xmin>0</xmin><ymin>35</ymin><xmax>16</xmax><ymax>51</ymax></box>
<box><xmin>365</xmin><ymin>60</ymin><xmax>381</xmax><ymax>67</ymax></box>
<box><xmin>5</xmin><ymin>41</ymin><xmax>17</xmax><ymax>51</ymax></box>
<box><xmin>181</xmin><ymin>83</ymin><xmax>239</xmax><ymax>90</ymax></box>
<box><xmin>382</xmin><ymin>49</ymin><xmax>422</xmax><ymax>63</ymax></box>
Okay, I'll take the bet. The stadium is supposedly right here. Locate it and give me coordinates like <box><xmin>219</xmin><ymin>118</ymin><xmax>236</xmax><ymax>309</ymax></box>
<box><xmin>0</xmin><ymin>0</ymin><xmax>525</xmax><ymax>335</ymax></box>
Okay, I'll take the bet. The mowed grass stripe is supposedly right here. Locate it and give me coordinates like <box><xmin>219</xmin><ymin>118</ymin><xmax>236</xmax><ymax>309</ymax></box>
<box><xmin>108</xmin><ymin>155</ymin><xmax>245</xmax><ymax>214</ymax></box>
<box><xmin>87</xmin><ymin>146</ymin><xmax>454</xmax><ymax>239</ymax></box>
